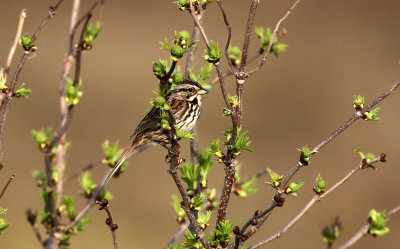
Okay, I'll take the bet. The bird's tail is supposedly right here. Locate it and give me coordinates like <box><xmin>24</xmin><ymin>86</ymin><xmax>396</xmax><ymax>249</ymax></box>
<box><xmin>104</xmin><ymin>142</ymin><xmax>138</xmax><ymax>186</ymax></box>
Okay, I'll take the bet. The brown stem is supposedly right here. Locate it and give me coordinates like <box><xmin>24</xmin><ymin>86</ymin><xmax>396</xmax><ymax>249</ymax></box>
<box><xmin>0</xmin><ymin>174</ymin><xmax>15</xmax><ymax>200</ymax></box>
<box><xmin>3</xmin><ymin>9</ymin><xmax>27</xmax><ymax>82</ymax></box>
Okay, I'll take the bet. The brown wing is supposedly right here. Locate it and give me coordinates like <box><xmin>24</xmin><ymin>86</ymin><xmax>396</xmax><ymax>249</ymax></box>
<box><xmin>129</xmin><ymin>106</ymin><xmax>162</xmax><ymax>139</ymax></box>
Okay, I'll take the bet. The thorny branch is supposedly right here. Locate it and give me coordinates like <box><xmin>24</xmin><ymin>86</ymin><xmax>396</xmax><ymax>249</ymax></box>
<box><xmin>337</xmin><ymin>204</ymin><xmax>400</xmax><ymax>249</ymax></box>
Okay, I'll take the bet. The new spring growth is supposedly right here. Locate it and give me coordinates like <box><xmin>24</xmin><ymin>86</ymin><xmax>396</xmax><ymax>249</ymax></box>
<box><xmin>368</xmin><ymin>209</ymin><xmax>389</xmax><ymax>236</ymax></box>
<box><xmin>189</xmin><ymin>62</ymin><xmax>214</xmax><ymax>90</ymax></box>
<box><xmin>314</xmin><ymin>174</ymin><xmax>327</xmax><ymax>194</ymax></box>
<box><xmin>14</xmin><ymin>83</ymin><xmax>32</xmax><ymax>98</ymax></box>
<box><xmin>170</xmin><ymin>66</ymin><xmax>184</xmax><ymax>84</ymax></box>
<box><xmin>321</xmin><ymin>216</ymin><xmax>342</xmax><ymax>246</ymax></box>
<box><xmin>197</xmin><ymin>210</ymin><xmax>212</xmax><ymax>230</ymax></box>
<box><xmin>79</xmin><ymin>172</ymin><xmax>113</xmax><ymax>200</ymax></box>
<box><xmin>19</xmin><ymin>34</ymin><xmax>37</xmax><ymax>52</ymax></box>
<box><xmin>0</xmin><ymin>207</ymin><xmax>9</xmax><ymax>235</ymax></box>
<box><xmin>204</xmin><ymin>40</ymin><xmax>221</xmax><ymax>63</ymax></box>
<box><xmin>160</xmin><ymin>30</ymin><xmax>196</xmax><ymax>61</ymax></box>
<box><xmin>228</xmin><ymin>46</ymin><xmax>242</xmax><ymax>66</ymax></box>
<box><xmin>362</xmin><ymin>108</ymin><xmax>381</xmax><ymax>121</ymax></box>
<box><xmin>174</xmin><ymin>0</ymin><xmax>214</xmax><ymax>12</ymax></box>
<box><xmin>265</xmin><ymin>169</ymin><xmax>283</xmax><ymax>189</ymax></box>
<box><xmin>255</xmin><ymin>27</ymin><xmax>287</xmax><ymax>56</ymax></box>
<box><xmin>298</xmin><ymin>145</ymin><xmax>317</xmax><ymax>166</ymax></box>
<box><xmin>227</xmin><ymin>93</ymin><xmax>239</xmax><ymax>108</ymax></box>
<box><xmin>0</xmin><ymin>74</ymin><xmax>7</xmax><ymax>92</ymax></box>
<box><xmin>171</xmin><ymin>195</ymin><xmax>186</xmax><ymax>223</ymax></box>
<box><xmin>210</xmin><ymin>138</ymin><xmax>224</xmax><ymax>163</ymax></box>
<box><xmin>31</xmin><ymin>127</ymin><xmax>53</xmax><ymax>151</ymax></box>
<box><xmin>285</xmin><ymin>182</ymin><xmax>304</xmax><ymax>196</ymax></box>
<box><xmin>184</xmin><ymin>230</ymin><xmax>202</xmax><ymax>249</ymax></box>
<box><xmin>223</xmin><ymin>126</ymin><xmax>253</xmax><ymax>157</ymax></box>
<box><xmin>65</xmin><ymin>78</ymin><xmax>83</xmax><ymax>106</ymax></box>
<box><xmin>151</xmin><ymin>94</ymin><xmax>170</xmax><ymax>110</ymax></box>
<box><xmin>62</xmin><ymin>196</ymin><xmax>75</xmax><ymax>221</ymax></box>
<box><xmin>60</xmin><ymin>216</ymin><xmax>91</xmax><ymax>246</ymax></box>
<box><xmin>353</xmin><ymin>95</ymin><xmax>364</xmax><ymax>110</ymax></box>
<box><xmin>81</xmin><ymin>22</ymin><xmax>102</xmax><ymax>50</ymax></box>
<box><xmin>355</xmin><ymin>148</ymin><xmax>376</xmax><ymax>170</ymax></box>
<box><xmin>213</xmin><ymin>220</ymin><xmax>234</xmax><ymax>247</ymax></box>
<box><xmin>199</xmin><ymin>149</ymin><xmax>214</xmax><ymax>188</ymax></box>
<box><xmin>235</xmin><ymin>175</ymin><xmax>257</xmax><ymax>198</ymax></box>
<box><xmin>180</xmin><ymin>163</ymin><xmax>200</xmax><ymax>196</ymax></box>
<box><xmin>153</xmin><ymin>59</ymin><xmax>168</xmax><ymax>79</ymax></box>
<box><xmin>190</xmin><ymin>193</ymin><xmax>206</xmax><ymax>211</ymax></box>
<box><xmin>101</xmin><ymin>140</ymin><xmax>126</xmax><ymax>167</ymax></box>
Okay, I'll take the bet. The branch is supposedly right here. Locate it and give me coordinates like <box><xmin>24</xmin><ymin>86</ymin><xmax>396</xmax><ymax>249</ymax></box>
<box><xmin>97</xmin><ymin>199</ymin><xmax>118</xmax><ymax>249</ymax></box>
<box><xmin>216</xmin><ymin>0</ymin><xmax>235</xmax><ymax>74</ymax></box>
<box><xmin>247</xmin><ymin>0</ymin><xmax>301</xmax><ymax>76</ymax></box>
<box><xmin>337</xmin><ymin>204</ymin><xmax>400</xmax><ymax>249</ymax></box>
<box><xmin>0</xmin><ymin>0</ymin><xmax>64</xmax><ymax>161</ymax></box>
<box><xmin>0</xmin><ymin>174</ymin><xmax>15</xmax><ymax>200</ymax></box>
<box><xmin>246</xmin><ymin>158</ymin><xmax>381</xmax><ymax>249</ymax></box>
<box><xmin>2</xmin><ymin>9</ymin><xmax>27</xmax><ymax>82</ymax></box>
<box><xmin>235</xmin><ymin>78</ymin><xmax>400</xmax><ymax>246</ymax></box>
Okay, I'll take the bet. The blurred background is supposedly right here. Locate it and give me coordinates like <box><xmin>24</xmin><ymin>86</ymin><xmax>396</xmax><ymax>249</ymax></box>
<box><xmin>0</xmin><ymin>0</ymin><xmax>400</xmax><ymax>248</ymax></box>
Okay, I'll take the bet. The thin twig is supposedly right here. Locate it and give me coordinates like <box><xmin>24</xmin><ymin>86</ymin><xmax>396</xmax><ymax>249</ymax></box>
<box><xmin>3</xmin><ymin>9</ymin><xmax>27</xmax><ymax>82</ymax></box>
<box><xmin>247</xmin><ymin>0</ymin><xmax>301</xmax><ymax>76</ymax></box>
<box><xmin>97</xmin><ymin>200</ymin><xmax>118</xmax><ymax>249</ymax></box>
<box><xmin>0</xmin><ymin>174</ymin><xmax>15</xmax><ymax>200</ymax></box>
<box><xmin>247</xmin><ymin>159</ymin><xmax>380</xmax><ymax>249</ymax></box>
<box><xmin>216</xmin><ymin>0</ymin><xmax>235</xmax><ymax>74</ymax></box>
<box><xmin>337</xmin><ymin>204</ymin><xmax>400</xmax><ymax>249</ymax></box>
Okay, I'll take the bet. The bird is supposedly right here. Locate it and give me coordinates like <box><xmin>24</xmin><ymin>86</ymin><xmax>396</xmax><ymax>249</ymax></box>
<box><xmin>104</xmin><ymin>79</ymin><xmax>208</xmax><ymax>185</ymax></box>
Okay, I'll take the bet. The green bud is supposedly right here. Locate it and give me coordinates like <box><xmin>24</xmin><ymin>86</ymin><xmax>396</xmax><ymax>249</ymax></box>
<box><xmin>223</xmin><ymin>108</ymin><xmax>231</xmax><ymax>116</ymax></box>
<box><xmin>314</xmin><ymin>174</ymin><xmax>327</xmax><ymax>194</ymax></box>
<box><xmin>152</xmin><ymin>60</ymin><xmax>167</xmax><ymax>79</ymax></box>
<box><xmin>285</xmin><ymin>182</ymin><xmax>304</xmax><ymax>196</ymax></box>
<box><xmin>171</xmin><ymin>45</ymin><xmax>184</xmax><ymax>61</ymax></box>
<box><xmin>19</xmin><ymin>34</ymin><xmax>36</xmax><ymax>52</ymax></box>
<box><xmin>369</xmin><ymin>209</ymin><xmax>389</xmax><ymax>236</ymax></box>
<box><xmin>353</xmin><ymin>95</ymin><xmax>364</xmax><ymax>110</ymax></box>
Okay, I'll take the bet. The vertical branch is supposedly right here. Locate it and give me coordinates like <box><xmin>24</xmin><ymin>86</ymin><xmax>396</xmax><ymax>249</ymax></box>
<box><xmin>0</xmin><ymin>174</ymin><xmax>15</xmax><ymax>200</ymax></box>
<box><xmin>3</xmin><ymin>9</ymin><xmax>27</xmax><ymax>82</ymax></box>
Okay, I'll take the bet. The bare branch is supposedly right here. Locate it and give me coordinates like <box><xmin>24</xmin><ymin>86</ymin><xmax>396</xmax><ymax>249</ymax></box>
<box><xmin>337</xmin><ymin>204</ymin><xmax>400</xmax><ymax>249</ymax></box>
<box><xmin>97</xmin><ymin>200</ymin><xmax>119</xmax><ymax>249</ymax></box>
<box><xmin>0</xmin><ymin>174</ymin><xmax>15</xmax><ymax>200</ymax></box>
<box><xmin>3</xmin><ymin>9</ymin><xmax>27</xmax><ymax>82</ymax></box>
<box><xmin>216</xmin><ymin>0</ymin><xmax>235</xmax><ymax>74</ymax></box>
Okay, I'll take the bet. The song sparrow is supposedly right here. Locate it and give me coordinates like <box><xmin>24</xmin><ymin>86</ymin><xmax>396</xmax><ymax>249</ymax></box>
<box><xmin>105</xmin><ymin>79</ymin><xmax>208</xmax><ymax>184</ymax></box>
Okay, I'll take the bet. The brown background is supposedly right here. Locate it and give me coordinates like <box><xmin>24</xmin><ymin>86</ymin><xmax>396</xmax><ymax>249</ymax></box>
<box><xmin>0</xmin><ymin>0</ymin><xmax>400</xmax><ymax>248</ymax></box>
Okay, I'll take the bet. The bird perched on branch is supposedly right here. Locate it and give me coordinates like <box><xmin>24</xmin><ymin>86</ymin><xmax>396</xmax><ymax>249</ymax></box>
<box><xmin>105</xmin><ymin>79</ymin><xmax>208</xmax><ymax>184</ymax></box>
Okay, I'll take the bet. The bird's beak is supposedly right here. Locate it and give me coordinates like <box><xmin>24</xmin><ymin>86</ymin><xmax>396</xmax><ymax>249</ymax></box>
<box><xmin>197</xmin><ymin>88</ymin><xmax>208</xmax><ymax>95</ymax></box>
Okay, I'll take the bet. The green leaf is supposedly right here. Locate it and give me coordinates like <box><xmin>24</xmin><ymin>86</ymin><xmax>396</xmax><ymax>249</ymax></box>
<box><xmin>79</xmin><ymin>172</ymin><xmax>97</xmax><ymax>198</ymax></box>
<box><xmin>31</xmin><ymin>127</ymin><xmax>53</xmax><ymax>151</ymax></box>
<box><xmin>180</xmin><ymin>163</ymin><xmax>199</xmax><ymax>196</ymax></box>
<box><xmin>82</xmin><ymin>22</ymin><xmax>102</xmax><ymax>50</ymax></box>
<box><xmin>0</xmin><ymin>207</ymin><xmax>9</xmax><ymax>235</ymax></box>
<box><xmin>197</xmin><ymin>210</ymin><xmax>212</xmax><ymax>230</ymax></box>
<box><xmin>184</xmin><ymin>229</ymin><xmax>202</xmax><ymax>248</ymax></box>
<box><xmin>63</xmin><ymin>196</ymin><xmax>75</xmax><ymax>220</ymax></box>
<box><xmin>285</xmin><ymin>182</ymin><xmax>304</xmax><ymax>196</ymax></box>
<box><xmin>190</xmin><ymin>193</ymin><xmax>206</xmax><ymax>211</ymax></box>
<box><xmin>171</xmin><ymin>195</ymin><xmax>186</xmax><ymax>223</ymax></box>
<box><xmin>265</xmin><ymin>168</ymin><xmax>283</xmax><ymax>188</ymax></box>
<box><xmin>14</xmin><ymin>83</ymin><xmax>31</xmax><ymax>98</ymax></box>
<box><xmin>228</xmin><ymin>46</ymin><xmax>242</xmax><ymax>66</ymax></box>
<box><xmin>363</xmin><ymin>108</ymin><xmax>381</xmax><ymax>121</ymax></box>
<box><xmin>298</xmin><ymin>145</ymin><xmax>317</xmax><ymax>165</ymax></box>
<box><xmin>175</xmin><ymin>126</ymin><xmax>194</xmax><ymax>140</ymax></box>
<box><xmin>369</xmin><ymin>209</ymin><xmax>389</xmax><ymax>236</ymax></box>
<box><xmin>214</xmin><ymin>220</ymin><xmax>234</xmax><ymax>246</ymax></box>
<box><xmin>19</xmin><ymin>34</ymin><xmax>36</xmax><ymax>51</ymax></box>
<box><xmin>204</xmin><ymin>40</ymin><xmax>222</xmax><ymax>63</ymax></box>
<box><xmin>236</xmin><ymin>175</ymin><xmax>257</xmax><ymax>198</ymax></box>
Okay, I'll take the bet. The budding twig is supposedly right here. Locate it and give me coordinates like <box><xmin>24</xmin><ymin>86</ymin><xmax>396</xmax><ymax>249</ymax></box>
<box><xmin>337</xmin><ymin>204</ymin><xmax>400</xmax><ymax>249</ymax></box>
<box><xmin>0</xmin><ymin>174</ymin><xmax>15</xmax><ymax>200</ymax></box>
<box><xmin>97</xmin><ymin>199</ymin><xmax>118</xmax><ymax>249</ymax></box>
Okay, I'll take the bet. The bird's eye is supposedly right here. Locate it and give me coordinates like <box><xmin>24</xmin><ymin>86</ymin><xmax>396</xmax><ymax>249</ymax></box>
<box><xmin>188</xmin><ymin>88</ymin><xmax>194</xmax><ymax>93</ymax></box>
